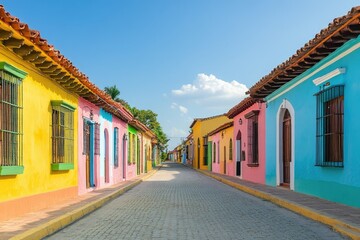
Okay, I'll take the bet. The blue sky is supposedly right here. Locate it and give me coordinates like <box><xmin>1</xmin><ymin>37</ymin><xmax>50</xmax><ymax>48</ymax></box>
<box><xmin>3</xmin><ymin>1</ymin><xmax>359</xmax><ymax>150</ymax></box>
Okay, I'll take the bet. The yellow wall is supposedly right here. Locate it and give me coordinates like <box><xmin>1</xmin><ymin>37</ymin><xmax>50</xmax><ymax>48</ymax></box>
<box><xmin>0</xmin><ymin>45</ymin><xmax>78</xmax><ymax>202</ymax></box>
<box><xmin>192</xmin><ymin>115</ymin><xmax>229</xmax><ymax>170</ymax></box>
<box><xmin>143</xmin><ymin>134</ymin><xmax>153</xmax><ymax>172</ymax></box>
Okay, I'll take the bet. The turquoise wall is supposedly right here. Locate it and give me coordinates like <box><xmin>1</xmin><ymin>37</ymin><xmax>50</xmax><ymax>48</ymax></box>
<box><xmin>265</xmin><ymin>36</ymin><xmax>360</xmax><ymax>208</ymax></box>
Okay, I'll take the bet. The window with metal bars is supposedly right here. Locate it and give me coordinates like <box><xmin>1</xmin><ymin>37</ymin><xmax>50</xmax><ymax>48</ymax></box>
<box><xmin>94</xmin><ymin>123</ymin><xmax>100</xmax><ymax>155</ymax></box>
<box><xmin>229</xmin><ymin>138</ymin><xmax>233</xmax><ymax>160</ymax></box>
<box><xmin>0</xmin><ymin>69</ymin><xmax>23</xmax><ymax>169</ymax></box>
<box><xmin>128</xmin><ymin>133</ymin><xmax>131</xmax><ymax>164</ymax></box>
<box><xmin>315</xmin><ymin>85</ymin><xmax>344</xmax><ymax>167</ymax></box>
<box><xmin>82</xmin><ymin>119</ymin><xmax>89</xmax><ymax>155</ymax></box>
<box><xmin>203</xmin><ymin>137</ymin><xmax>208</xmax><ymax>165</ymax></box>
<box><xmin>114</xmin><ymin>127</ymin><xmax>119</xmax><ymax>167</ymax></box>
<box><xmin>245</xmin><ymin>110</ymin><xmax>259</xmax><ymax>166</ymax></box>
<box><xmin>217</xmin><ymin>141</ymin><xmax>220</xmax><ymax>164</ymax></box>
<box><xmin>213</xmin><ymin>142</ymin><xmax>216</xmax><ymax>163</ymax></box>
<box><xmin>51</xmin><ymin>101</ymin><xmax>75</xmax><ymax>165</ymax></box>
<box><xmin>132</xmin><ymin>134</ymin><xmax>136</xmax><ymax>164</ymax></box>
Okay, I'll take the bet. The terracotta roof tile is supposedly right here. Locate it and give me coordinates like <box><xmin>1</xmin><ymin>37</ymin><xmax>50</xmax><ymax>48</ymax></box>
<box><xmin>227</xmin><ymin>97</ymin><xmax>257</xmax><ymax>118</ymax></box>
<box><xmin>0</xmin><ymin>5</ymin><xmax>134</xmax><ymax>123</ymax></box>
<box><xmin>249</xmin><ymin>6</ymin><xmax>360</xmax><ymax>98</ymax></box>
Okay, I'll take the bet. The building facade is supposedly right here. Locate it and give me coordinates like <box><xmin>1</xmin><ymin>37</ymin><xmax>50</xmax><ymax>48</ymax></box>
<box><xmin>190</xmin><ymin>114</ymin><xmax>229</xmax><ymax>170</ymax></box>
<box><xmin>227</xmin><ymin>97</ymin><xmax>266</xmax><ymax>184</ymax></box>
<box><xmin>248</xmin><ymin>8</ymin><xmax>360</xmax><ymax>207</ymax></box>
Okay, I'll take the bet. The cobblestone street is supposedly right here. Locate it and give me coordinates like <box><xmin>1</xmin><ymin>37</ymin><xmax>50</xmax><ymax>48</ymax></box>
<box><xmin>46</xmin><ymin>163</ymin><xmax>345</xmax><ymax>240</ymax></box>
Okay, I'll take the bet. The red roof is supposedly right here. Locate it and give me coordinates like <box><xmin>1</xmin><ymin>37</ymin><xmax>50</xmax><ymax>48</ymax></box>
<box><xmin>0</xmin><ymin>5</ymin><xmax>133</xmax><ymax>122</ymax></box>
<box><xmin>249</xmin><ymin>6</ymin><xmax>360</xmax><ymax>98</ymax></box>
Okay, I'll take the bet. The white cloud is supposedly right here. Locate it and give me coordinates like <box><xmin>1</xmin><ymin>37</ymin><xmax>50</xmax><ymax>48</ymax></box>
<box><xmin>171</xmin><ymin>73</ymin><xmax>248</xmax><ymax>102</ymax></box>
<box><xmin>171</xmin><ymin>102</ymin><xmax>188</xmax><ymax>114</ymax></box>
<box><xmin>179</xmin><ymin>105</ymin><xmax>188</xmax><ymax>114</ymax></box>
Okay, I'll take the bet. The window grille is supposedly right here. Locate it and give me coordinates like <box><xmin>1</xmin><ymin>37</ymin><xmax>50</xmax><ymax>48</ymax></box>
<box><xmin>213</xmin><ymin>142</ymin><xmax>216</xmax><ymax>163</ymax></box>
<box><xmin>128</xmin><ymin>133</ymin><xmax>131</xmax><ymax>164</ymax></box>
<box><xmin>229</xmin><ymin>138</ymin><xmax>233</xmax><ymax>160</ymax></box>
<box><xmin>217</xmin><ymin>141</ymin><xmax>220</xmax><ymax>164</ymax></box>
<box><xmin>245</xmin><ymin>111</ymin><xmax>259</xmax><ymax>166</ymax></box>
<box><xmin>132</xmin><ymin>134</ymin><xmax>136</xmax><ymax>164</ymax></box>
<box><xmin>0</xmin><ymin>70</ymin><xmax>23</xmax><ymax>167</ymax></box>
<box><xmin>94</xmin><ymin>123</ymin><xmax>100</xmax><ymax>155</ymax></box>
<box><xmin>51</xmin><ymin>101</ymin><xmax>75</xmax><ymax>165</ymax></box>
<box><xmin>114</xmin><ymin>127</ymin><xmax>119</xmax><ymax>167</ymax></box>
<box><xmin>315</xmin><ymin>85</ymin><xmax>344</xmax><ymax>167</ymax></box>
<box><xmin>82</xmin><ymin>119</ymin><xmax>89</xmax><ymax>155</ymax></box>
<box><xmin>203</xmin><ymin>136</ymin><xmax>208</xmax><ymax>165</ymax></box>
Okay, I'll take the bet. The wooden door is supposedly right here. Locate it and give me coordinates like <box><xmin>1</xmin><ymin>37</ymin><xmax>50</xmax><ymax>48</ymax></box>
<box><xmin>85</xmin><ymin>122</ymin><xmax>91</xmax><ymax>188</ymax></box>
<box><xmin>236</xmin><ymin>131</ymin><xmax>241</xmax><ymax>176</ymax></box>
<box><xmin>283</xmin><ymin>110</ymin><xmax>291</xmax><ymax>185</ymax></box>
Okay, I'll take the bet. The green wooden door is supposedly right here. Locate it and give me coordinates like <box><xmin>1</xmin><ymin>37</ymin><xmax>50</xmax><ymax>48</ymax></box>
<box><xmin>208</xmin><ymin>141</ymin><xmax>212</xmax><ymax>171</ymax></box>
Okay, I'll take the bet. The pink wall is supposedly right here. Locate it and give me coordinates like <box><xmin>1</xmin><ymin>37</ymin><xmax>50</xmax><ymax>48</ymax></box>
<box><xmin>78</xmin><ymin>98</ymin><xmax>100</xmax><ymax>195</ymax></box>
<box><xmin>126</xmin><ymin>163</ymin><xmax>137</xmax><ymax>180</ymax></box>
<box><xmin>232</xmin><ymin>102</ymin><xmax>266</xmax><ymax>184</ymax></box>
<box><xmin>112</xmin><ymin>117</ymin><xmax>127</xmax><ymax>184</ymax></box>
<box><xmin>210</xmin><ymin>133</ymin><xmax>220</xmax><ymax>174</ymax></box>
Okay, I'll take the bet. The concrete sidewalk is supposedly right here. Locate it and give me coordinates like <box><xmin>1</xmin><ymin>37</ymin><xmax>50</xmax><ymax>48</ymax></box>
<box><xmin>194</xmin><ymin>167</ymin><xmax>360</xmax><ymax>240</ymax></box>
<box><xmin>0</xmin><ymin>166</ymin><xmax>161</xmax><ymax>240</ymax></box>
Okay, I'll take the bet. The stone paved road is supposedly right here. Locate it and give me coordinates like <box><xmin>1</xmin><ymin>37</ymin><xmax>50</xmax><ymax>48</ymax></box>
<box><xmin>45</xmin><ymin>163</ymin><xmax>346</xmax><ymax>240</ymax></box>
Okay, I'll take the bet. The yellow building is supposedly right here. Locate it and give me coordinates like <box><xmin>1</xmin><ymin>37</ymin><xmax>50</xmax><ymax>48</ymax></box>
<box><xmin>143</xmin><ymin>129</ymin><xmax>156</xmax><ymax>173</ymax></box>
<box><xmin>190</xmin><ymin>114</ymin><xmax>229</xmax><ymax>170</ymax></box>
<box><xmin>207</xmin><ymin>122</ymin><xmax>234</xmax><ymax>175</ymax></box>
<box><xmin>0</xmin><ymin>6</ymin><xmax>132</xmax><ymax>221</ymax></box>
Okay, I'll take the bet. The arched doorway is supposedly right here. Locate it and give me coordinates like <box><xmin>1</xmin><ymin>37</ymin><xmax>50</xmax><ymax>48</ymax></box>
<box><xmin>84</xmin><ymin>120</ymin><xmax>95</xmax><ymax>188</ymax></box>
<box><xmin>282</xmin><ymin>109</ymin><xmax>291</xmax><ymax>186</ymax></box>
<box><xmin>122</xmin><ymin>134</ymin><xmax>127</xmax><ymax>180</ymax></box>
<box><xmin>276</xmin><ymin>99</ymin><xmax>295</xmax><ymax>190</ymax></box>
<box><xmin>236</xmin><ymin>130</ymin><xmax>242</xmax><ymax>176</ymax></box>
<box><xmin>104</xmin><ymin>129</ymin><xmax>109</xmax><ymax>183</ymax></box>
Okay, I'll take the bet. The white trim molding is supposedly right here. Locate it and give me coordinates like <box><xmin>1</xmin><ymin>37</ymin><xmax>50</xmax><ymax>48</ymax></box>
<box><xmin>276</xmin><ymin>99</ymin><xmax>295</xmax><ymax>190</ymax></box>
<box><xmin>312</xmin><ymin>68</ymin><xmax>346</xmax><ymax>86</ymax></box>
<box><xmin>267</xmin><ymin>41</ymin><xmax>360</xmax><ymax>103</ymax></box>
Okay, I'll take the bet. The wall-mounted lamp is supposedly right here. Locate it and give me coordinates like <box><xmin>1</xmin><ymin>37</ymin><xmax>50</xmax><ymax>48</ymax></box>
<box><xmin>239</xmin><ymin>118</ymin><xmax>242</xmax><ymax>125</ymax></box>
<box><xmin>221</xmin><ymin>131</ymin><xmax>225</xmax><ymax>138</ymax></box>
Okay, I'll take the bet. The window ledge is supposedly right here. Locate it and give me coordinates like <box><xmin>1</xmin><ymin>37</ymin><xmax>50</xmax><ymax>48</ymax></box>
<box><xmin>315</xmin><ymin>163</ymin><xmax>344</xmax><ymax>168</ymax></box>
<box><xmin>0</xmin><ymin>166</ymin><xmax>24</xmax><ymax>176</ymax></box>
<box><xmin>51</xmin><ymin>163</ymin><xmax>74</xmax><ymax>171</ymax></box>
<box><xmin>247</xmin><ymin>163</ymin><xmax>259</xmax><ymax>167</ymax></box>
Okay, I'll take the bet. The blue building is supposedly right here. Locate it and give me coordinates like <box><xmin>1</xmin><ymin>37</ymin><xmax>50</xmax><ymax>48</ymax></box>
<box><xmin>248</xmin><ymin>7</ymin><xmax>360</xmax><ymax>208</ymax></box>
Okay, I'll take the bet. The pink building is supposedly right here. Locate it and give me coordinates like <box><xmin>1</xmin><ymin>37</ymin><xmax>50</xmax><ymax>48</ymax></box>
<box><xmin>227</xmin><ymin>97</ymin><xmax>266</xmax><ymax>184</ymax></box>
<box><xmin>78</xmin><ymin>98</ymin><xmax>101</xmax><ymax>195</ymax></box>
<box><xmin>78</xmin><ymin>97</ymin><xmax>132</xmax><ymax>195</ymax></box>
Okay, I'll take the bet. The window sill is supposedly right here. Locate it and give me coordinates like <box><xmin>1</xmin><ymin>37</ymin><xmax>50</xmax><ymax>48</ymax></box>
<box><xmin>51</xmin><ymin>163</ymin><xmax>74</xmax><ymax>171</ymax></box>
<box><xmin>315</xmin><ymin>162</ymin><xmax>344</xmax><ymax>168</ymax></box>
<box><xmin>0</xmin><ymin>166</ymin><xmax>24</xmax><ymax>176</ymax></box>
<box><xmin>247</xmin><ymin>163</ymin><xmax>259</xmax><ymax>167</ymax></box>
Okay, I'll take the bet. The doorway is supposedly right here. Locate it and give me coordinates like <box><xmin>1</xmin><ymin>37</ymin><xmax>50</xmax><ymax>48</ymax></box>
<box><xmin>282</xmin><ymin>109</ymin><xmax>291</xmax><ymax>186</ymax></box>
<box><xmin>236</xmin><ymin>130</ymin><xmax>241</xmax><ymax>176</ymax></box>
<box><xmin>104</xmin><ymin>129</ymin><xmax>109</xmax><ymax>183</ymax></box>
